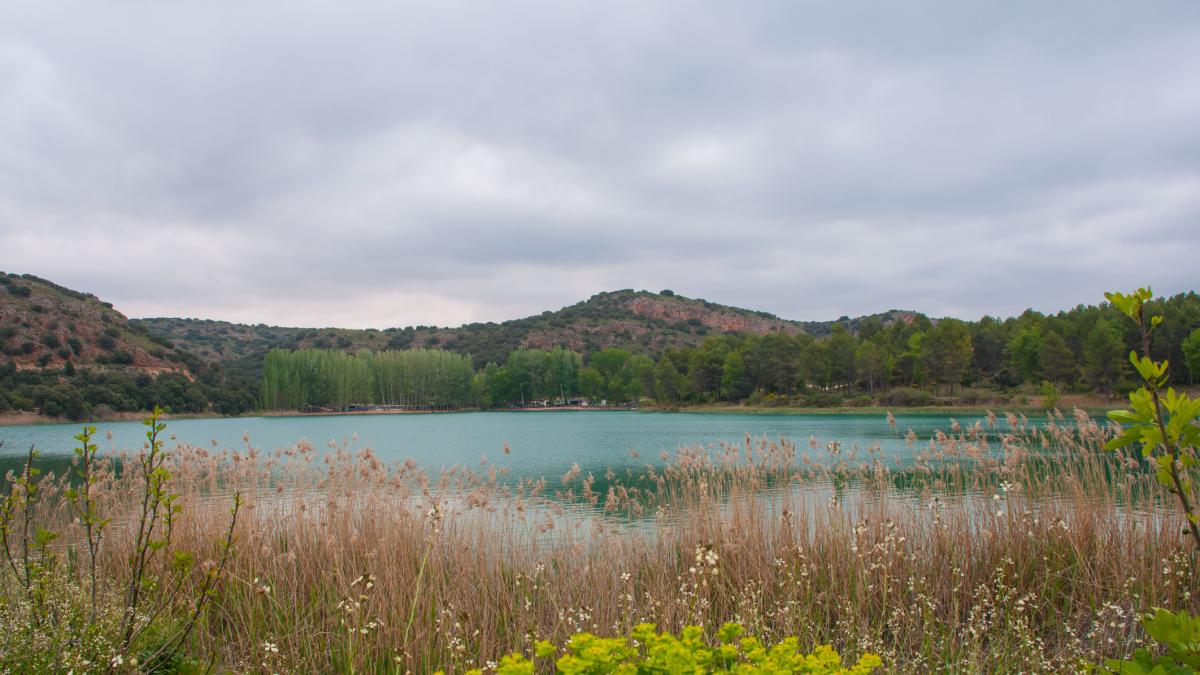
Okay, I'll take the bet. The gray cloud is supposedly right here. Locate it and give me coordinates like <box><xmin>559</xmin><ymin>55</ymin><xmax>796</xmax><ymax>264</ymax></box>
<box><xmin>2</xmin><ymin>1</ymin><xmax>1198</xmax><ymax>329</ymax></box>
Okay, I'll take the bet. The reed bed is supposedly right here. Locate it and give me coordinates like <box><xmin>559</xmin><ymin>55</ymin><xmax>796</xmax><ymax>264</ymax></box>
<box><xmin>3</xmin><ymin>409</ymin><xmax>1198</xmax><ymax>673</ymax></box>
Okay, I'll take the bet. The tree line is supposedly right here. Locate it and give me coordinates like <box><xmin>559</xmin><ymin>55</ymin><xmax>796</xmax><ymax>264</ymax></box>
<box><xmin>260</xmin><ymin>291</ymin><xmax>1200</xmax><ymax>411</ymax></box>
<box><xmin>260</xmin><ymin>348</ymin><xmax>475</xmax><ymax>410</ymax></box>
<box><xmin>6</xmin><ymin>292</ymin><xmax>1199</xmax><ymax>418</ymax></box>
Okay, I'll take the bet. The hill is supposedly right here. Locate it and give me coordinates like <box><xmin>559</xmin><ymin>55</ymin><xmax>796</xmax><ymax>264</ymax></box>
<box><xmin>0</xmin><ymin>272</ymin><xmax>195</xmax><ymax>374</ymax></box>
<box><xmin>134</xmin><ymin>289</ymin><xmax>919</xmax><ymax>369</ymax></box>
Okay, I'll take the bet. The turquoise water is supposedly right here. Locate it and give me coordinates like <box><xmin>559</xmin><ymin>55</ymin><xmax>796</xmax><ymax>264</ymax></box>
<box><xmin>0</xmin><ymin>410</ymin><xmax>992</xmax><ymax>480</ymax></box>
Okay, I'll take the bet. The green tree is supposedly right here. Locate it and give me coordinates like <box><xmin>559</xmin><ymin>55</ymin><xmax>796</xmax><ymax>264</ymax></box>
<box><xmin>1183</xmin><ymin>327</ymin><xmax>1200</xmax><ymax>385</ymax></box>
<box><xmin>578</xmin><ymin>367</ymin><xmax>605</xmax><ymax>401</ymax></box>
<box><xmin>1038</xmin><ymin>330</ymin><xmax>1076</xmax><ymax>386</ymax></box>
<box><xmin>1009</xmin><ymin>327</ymin><xmax>1042</xmax><ymax>384</ymax></box>
<box><xmin>1083</xmin><ymin>319</ymin><xmax>1124</xmax><ymax>395</ymax></box>
<box><xmin>826</xmin><ymin>326</ymin><xmax>858</xmax><ymax>390</ymax></box>
<box><xmin>687</xmin><ymin>338</ymin><xmax>728</xmax><ymax>401</ymax></box>
<box><xmin>654</xmin><ymin>358</ymin><xmax>684</xmax><ymax>403</ymax></box>
<box><xmin>720</xmin><ymin>350</ymin><xmax>752</xmax><ymax>401</ymax></box>
<box><xmin>969</xmin><ymin>316</ymin><xmax>1007</xmax><ymax>383</ymax></box>
<box><xmin>854</xmin><ymin>340</ymin><xmax>885</xmax><ymax>393</ymax></box>
<box><xmin>626</xmin><ymin>354</ymin><xmax>656</xmax><ymax>401</ymax></box>
<box><xmin>590</xmin><ymin>348</ymin><xmax>632</xmax><ymax>401</ymax></box>
<box><xmin>920</xmin><ymin>319</ymin><xmax>973</xmax><ymax>394</ymax></box>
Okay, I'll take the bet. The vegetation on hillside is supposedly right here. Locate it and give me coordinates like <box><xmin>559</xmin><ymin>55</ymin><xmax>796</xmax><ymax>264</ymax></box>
<box><xmin>135</xmin><ymin>290</ymin><xmax>914</xmax><ymax>371</ymax></box>
<box><xmin>256</xmin><ymin>291</ymin><xmax>1200</xmax><ymax>412</ymax></box>
<box><xmin>5</xmin><ymin>272</ymin><xmax>1200</xmax><ymax>420</ymax></box>
<box><xmin>0</xmin><ymin>273</ymin><xmax>259</xmax><ymax>419</ymax></box>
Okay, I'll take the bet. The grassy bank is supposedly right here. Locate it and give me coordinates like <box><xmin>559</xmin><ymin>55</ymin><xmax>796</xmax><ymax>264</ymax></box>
<box><xmin>2</xmin><ymin>408</ymin><xmax>1197</xmax><ymax>672</ymax></box>
<box><xmin>0</xmin><ymin>409</ymin><xmax>236</xmax><ymax>427</ymax></box>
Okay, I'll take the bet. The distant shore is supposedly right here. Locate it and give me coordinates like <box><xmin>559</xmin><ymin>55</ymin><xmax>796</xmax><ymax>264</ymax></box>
<box><xmin>0</xmin><ymin>410</ymin><xmax>229</xmax><ymax>427</ymax></box>
<box><xmin>1</xmin><ymin>397</ymin><xmax>1127</xmax><ymax>428</ymax></box>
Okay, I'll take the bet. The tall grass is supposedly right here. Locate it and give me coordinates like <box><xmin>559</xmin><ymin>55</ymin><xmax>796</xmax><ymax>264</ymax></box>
<box><xmin>2</xmin><ymin>409</ymin><xmax>1197</xmax><ymax>673</ymax></box>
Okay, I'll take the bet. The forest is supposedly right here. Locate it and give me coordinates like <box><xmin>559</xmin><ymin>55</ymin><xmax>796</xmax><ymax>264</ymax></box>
<box><xmin>4</xmin><ymin>291</ymin><xmax>1199</xmax><ymax>419</ymax></box>
<box><xmin>259</xmin><ymin>348</ymin><xmax>475</xmax><ymax>410</ymax></box>
<box><xmin>257</xmin><ymin>292</ymin><xmax>1200</xmax><ymax>411</ymax></box>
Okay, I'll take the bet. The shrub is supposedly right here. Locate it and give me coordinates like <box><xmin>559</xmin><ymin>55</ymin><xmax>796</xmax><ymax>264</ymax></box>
<box><xmin>879</xmin><ymin>388</ymin><xmax>935</xmax><ymax>407</ymax></box>
<box><xmin>5</xmin><ymin>284</ymin><xmax>31</xmax><ymax>297</ymax></box>
<box><xmin>803</xmin><ymin>391</ymin><xmax>844</xmax><ymax>408</ymax></box>
<box><xmin>956</xmin><ymin>387</ymin><xmax>1007</xmax><ymax>405</ymax></box>
<box><xmin>1039</xmin><ymin>380</ymin><xmax>1061</xmax><ymax>411</ymax></box>
<box><xmin>846</xmin><ymin>394</ymin><xmax>874</xmax><ymax>407</ymax></box>
<box><xmin>1103</xmin><ymin>608</ymin><xmax>1200</xmax><ymax>673</ymax></box>
<box><xmin>0</xmin><ymin>416</ymin><xmax>240</xmax><ymax>671</ymax></box>
<box><xmin>462</xmin><ymin>624</ymin><xmax>881</xmax><ymax>674</ymax></box>
<box><xmin>109</xmin><ymin>351</ymin><xmax>134</xmax><ymax>365</ymax></box>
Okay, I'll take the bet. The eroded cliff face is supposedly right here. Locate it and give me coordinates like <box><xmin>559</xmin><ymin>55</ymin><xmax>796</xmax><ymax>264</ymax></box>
<box><xmin>624</xmin><ymin>296</ymin><xmax>802</xmax><ymax>335</ymax></box>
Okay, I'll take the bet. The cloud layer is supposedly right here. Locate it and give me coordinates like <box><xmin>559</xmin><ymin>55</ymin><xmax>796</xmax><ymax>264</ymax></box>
<box><xmin>2</xmin><ymin>2</ymin><xmax>1198</xmax><ymax>328</ymax></box>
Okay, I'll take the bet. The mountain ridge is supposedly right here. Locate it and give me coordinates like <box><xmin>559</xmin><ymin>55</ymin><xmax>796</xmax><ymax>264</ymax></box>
<box><xmin>132</xmin><ymin>288</ymin><xmax>919</xmax><ymax>370</ymax></box>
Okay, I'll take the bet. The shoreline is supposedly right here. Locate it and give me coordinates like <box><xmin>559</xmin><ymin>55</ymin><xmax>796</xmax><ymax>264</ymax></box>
<box><xmin>0</xmin><ymin>400</ymin><xmax>1124</xmax><ymax>427</ymax></box>
<box><xmin>639</xmin><ymin>403</ymin><xmax>1121</xmax><ymax>416</ymax></box>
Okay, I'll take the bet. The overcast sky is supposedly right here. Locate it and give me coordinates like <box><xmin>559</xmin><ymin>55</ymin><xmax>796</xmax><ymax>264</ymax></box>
<box><xmin>2</xmin><ymin>2</ymin><xmax>1198</xmax><ymax>329</ymax></box>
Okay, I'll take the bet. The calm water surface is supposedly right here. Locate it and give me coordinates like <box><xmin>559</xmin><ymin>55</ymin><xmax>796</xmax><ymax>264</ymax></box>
<box><xmin>0</xmin><ymin>411</ymin><xmax>989</xmax><ymax>480</ymax></box>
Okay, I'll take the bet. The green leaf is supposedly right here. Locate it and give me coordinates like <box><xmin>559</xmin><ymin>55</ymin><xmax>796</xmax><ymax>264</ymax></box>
<box><xmin>33</xmin><ymin>526</ymin><xmax>58</xmax><ymax>548</ymax></box>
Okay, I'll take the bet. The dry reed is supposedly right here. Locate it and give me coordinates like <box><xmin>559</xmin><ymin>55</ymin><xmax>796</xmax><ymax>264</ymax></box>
<box><xmin>4</xmin><ymin>408</ymin><xmax>1198</xmax><ymax>673</ymax></box>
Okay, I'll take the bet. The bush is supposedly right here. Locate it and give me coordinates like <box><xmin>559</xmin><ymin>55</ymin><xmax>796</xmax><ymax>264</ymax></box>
<box><xmin>1039</xmin><ymin>380</ymin><xmax>1060</xmax><ymax>411</ymax></box>
<box><xmin>845</xmin><ymin>394</ymin><xmax>874</xmax><ymax>407</ymax></box>
<box><xmin>466</xmin><ymin>624</ymin><xmax>881</xmax><ymax>674</ymax></box>
<box><xmin>7</xmin><ymin>393</ymin><xmax>34</xmax><ymax>410</ymax></box>
<box><xmin>109</xmin><ymin>351</ymin><xmax>134</xmax><ymax>366</ymax></box>
<box><xmin>879</xmin><ymin>388</ymin><xmax>936</xmax><ymax>407</ymax></box>
<box><xmin>802</xmin><ymin>391</ymin><xmax>844</xmax><ymax>408</ymax></box>
<box><xmin>1104</xmin><ymin>608</ymin><xmax>1200</xmax><ymax>673</ymax></box>
<box><xmin>956</xmin><ymin>387</ymin><xmax>1007</xmax><ymax>405</ymax></box>
<box><xmin>5</xmin><ymin>284</ymin><xmax>31</xmax><ymax>297</ymax></box>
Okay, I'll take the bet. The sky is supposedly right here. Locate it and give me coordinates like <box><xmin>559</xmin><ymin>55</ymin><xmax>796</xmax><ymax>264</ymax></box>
<box><xmin>2</xmin><ymin>2</ymin><xmax>1198</xmax><ymax>329</ymax></box>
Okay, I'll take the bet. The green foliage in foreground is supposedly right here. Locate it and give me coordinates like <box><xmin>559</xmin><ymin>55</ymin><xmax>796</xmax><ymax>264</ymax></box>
<box><xmin>1100</xmin><ymin>288</ymin><xmax>1200</xmax><ymax>674</ymax></box>
<box><xmin>445</xmin><ymin>623</ymin><xmax>881</xmax><ymax>675</ymax></box>
<box><xmin>1104</xmin><ymin>608</ymin><xmax>1200</xmax><ymax>674</ymax></box>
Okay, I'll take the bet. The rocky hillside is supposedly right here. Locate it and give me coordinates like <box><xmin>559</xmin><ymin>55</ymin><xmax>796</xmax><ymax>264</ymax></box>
<box><xmin>0</xmin><ymin>272</ymin><xmax>193</xmax><ymax>374</ymax></box>
<box><xmin>136</xmin><ymin>289</ymin><xmax>918</xmax><ymax>369</ymax></box>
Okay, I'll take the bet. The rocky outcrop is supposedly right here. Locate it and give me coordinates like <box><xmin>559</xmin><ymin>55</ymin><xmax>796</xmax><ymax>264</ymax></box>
<box><xmin>624</xmin><ymin>296</ymin><xmax>803</xmax><ymax>336</ymax></box>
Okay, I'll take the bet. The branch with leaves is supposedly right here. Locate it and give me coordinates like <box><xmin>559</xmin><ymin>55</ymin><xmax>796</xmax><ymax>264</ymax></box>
<box><xmin>1105</xmin><ymin>287</ymin><xmax>1200</xmax><ymax>550</ymax></box>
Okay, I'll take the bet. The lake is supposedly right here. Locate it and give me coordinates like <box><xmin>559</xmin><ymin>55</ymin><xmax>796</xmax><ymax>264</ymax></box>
<box><xmin>0</xmin><ymin>410</ymin><xmax>999</xmax><ymax>481</ymax></box>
